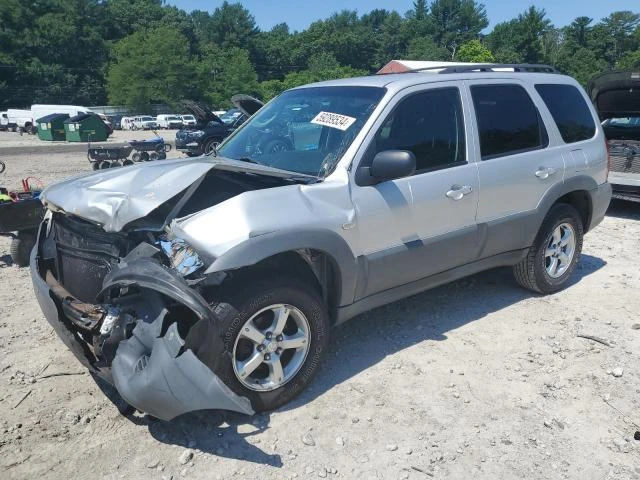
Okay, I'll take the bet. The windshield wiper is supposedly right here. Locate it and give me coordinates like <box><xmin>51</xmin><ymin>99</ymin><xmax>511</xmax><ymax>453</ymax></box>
<box><xmin>238</xmin><ymin>157</ymin><xmax>259</xmax><ymax>164</ymax></box>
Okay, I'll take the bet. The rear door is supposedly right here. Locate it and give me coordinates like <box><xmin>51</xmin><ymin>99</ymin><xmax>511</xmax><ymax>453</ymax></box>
<box><xmin>465</xmin><ymin>80</ymin><xmax>564</xmax><ymax>257</ymax></box>
<box><xmin>352</xmin><ymin>82</ymin><xmax>479</xmax><ymax>297</ymax></box>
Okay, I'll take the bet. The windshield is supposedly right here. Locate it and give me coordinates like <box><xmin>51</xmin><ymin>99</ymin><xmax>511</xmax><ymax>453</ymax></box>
<box><xmin>182</xmin><ymin>115</ymin><xmax>195</xmax><ymax>121</ymax></box>
<box><xmin>217</xmin><ymin>86</ymin><xmax>386</xmax><ymax>177</ymax></box>
<box><xmin>141</xmin><ymin>116</ymin><xmax>155</xmax><ymax>121</ymax></box>
<box><xmin>167</xmin><ymin>116</ymin><xmax>180</xmax><ymax>121</ymax></box>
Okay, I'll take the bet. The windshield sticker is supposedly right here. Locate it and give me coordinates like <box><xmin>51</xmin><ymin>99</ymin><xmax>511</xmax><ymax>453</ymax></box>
<box><xmin>311</xmin><ymin>111</ymin><xmax>356</xmax><ymax>131</ymax></box>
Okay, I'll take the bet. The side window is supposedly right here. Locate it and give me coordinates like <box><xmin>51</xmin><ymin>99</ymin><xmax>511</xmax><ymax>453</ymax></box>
<box><xmin>471</xmin><ymin>84</ymin><xmax>548</xmax><ymax>160</ymax></box>
<box><xmin>535</xmin><ymin>84</ymin><xmax>596</xmax><ymax>143</ymax></box>
<box><xmin>375</xmin><ymin>87</ymin><xmax>466</xmax><ymax>172</ymax></box>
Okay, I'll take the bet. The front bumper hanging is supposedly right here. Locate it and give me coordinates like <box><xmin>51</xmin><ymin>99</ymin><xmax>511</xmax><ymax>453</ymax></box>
<box><xmin>30</xmin><ymin>229</ymin><xmax>254</xmax><ymax>421</ymax></box>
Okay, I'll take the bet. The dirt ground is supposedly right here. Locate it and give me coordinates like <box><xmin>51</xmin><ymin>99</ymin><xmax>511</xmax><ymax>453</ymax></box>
<box><xmin>1</xmin><ymin>138</ymin><xmax>639</xmax><ymax>480</ymax></box>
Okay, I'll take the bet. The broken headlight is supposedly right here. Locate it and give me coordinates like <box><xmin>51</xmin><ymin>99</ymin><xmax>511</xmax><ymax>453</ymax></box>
<box><xmin>159</xmin><ymin>237</ymin><xmax>204</xmax><ymax>276</ymax></box>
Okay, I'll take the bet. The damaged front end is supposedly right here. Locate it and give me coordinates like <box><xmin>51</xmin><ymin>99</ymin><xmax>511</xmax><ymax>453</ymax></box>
<box><xmin>30</xmin><ymin>209</ymin><xmax>254</xmax><ymax>420</ymax></box>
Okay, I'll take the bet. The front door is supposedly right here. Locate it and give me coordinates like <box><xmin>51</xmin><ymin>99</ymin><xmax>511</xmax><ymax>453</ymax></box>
<box><xmin>352</xmin><ymin>83</ymin><xmax>480</xmax><ymax>298</ymax></box>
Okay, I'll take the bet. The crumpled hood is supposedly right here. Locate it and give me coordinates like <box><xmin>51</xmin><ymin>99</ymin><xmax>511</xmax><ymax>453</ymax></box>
<box><xmin>41</xmin><ymin>156</ymin><xmax>314</xmax><ymax>232</ymax></box>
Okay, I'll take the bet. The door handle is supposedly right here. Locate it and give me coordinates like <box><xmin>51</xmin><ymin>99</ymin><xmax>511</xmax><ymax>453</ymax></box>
<box><xmin>446</xmin><ymin>184</ymin><xmax>473</xmax><ymax>201</ymax></box>
<box><xmin>535</xmin><ymin>167</ymin><xmax>556</xmax><ymax>179</ymax></box>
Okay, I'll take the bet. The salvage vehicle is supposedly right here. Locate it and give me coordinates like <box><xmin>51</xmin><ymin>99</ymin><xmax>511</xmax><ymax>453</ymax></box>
<box><xmin>31</xmin><ymin>64</ymin><xmax>611</xmax><ymax>421</ymax></box>
<box><xmin>175</xmin><ymin>96</ymin><xmax>262</xmax><ymax>156</ymax></box>
<box><xmin>589</xmin><ymin>71</ymin><xmax>640</xmax><ymax>202</ymax></box>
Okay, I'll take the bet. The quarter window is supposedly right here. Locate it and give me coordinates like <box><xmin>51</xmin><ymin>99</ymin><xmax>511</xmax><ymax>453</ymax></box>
<box><xmin>535</xmin><ymin>84</ymin><xmax>596</xmax><ymax>143</ymax></box>
<box><xmin>374</xmin><ymin>87</ymin><xmax>466</xmax><ymax>172</ymax></box>
<box><xmin>471</xmin><ymin>84</ymin><xmax>548</xmax><ymax>160</ymax></box>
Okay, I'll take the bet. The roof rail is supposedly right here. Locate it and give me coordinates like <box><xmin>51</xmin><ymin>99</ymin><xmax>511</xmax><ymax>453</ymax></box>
<box><xmin>401</xmin><ymin>63</ymin><xmax>559</xmax><ymax>74</ymax></box>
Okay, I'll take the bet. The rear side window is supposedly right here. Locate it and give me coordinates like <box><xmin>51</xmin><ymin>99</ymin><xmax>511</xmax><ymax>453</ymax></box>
<box><xmin>471</xmin><ymin>84</ymin><xmax>548</xmax><ymax>160</ymax></box>
<box><xmin>535</xmin><ymin>84</ymin><xmax>596</xmax><ymax>143</ymax></box>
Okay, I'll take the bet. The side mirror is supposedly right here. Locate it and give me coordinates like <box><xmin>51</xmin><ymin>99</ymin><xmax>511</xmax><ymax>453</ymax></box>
<box><xmin>369</xmin><ymin>150</ymin><xmax>416</xmax><ymax>182</ymax></box>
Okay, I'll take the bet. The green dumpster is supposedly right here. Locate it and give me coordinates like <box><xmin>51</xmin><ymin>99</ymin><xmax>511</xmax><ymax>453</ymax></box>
<box><xmin>36</xmin><ymin>113</ymin><xmax>69</xmax><ymax>141</ymax></box>
<box><xmin>64</xmin><ymin>113</ymin><xmax>110</xmax><ymax>142</ymax></box>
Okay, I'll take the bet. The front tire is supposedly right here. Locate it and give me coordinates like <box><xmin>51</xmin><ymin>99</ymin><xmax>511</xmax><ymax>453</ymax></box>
<box><xmin>10</xmin><ymin>232</ymin><xmax>35</xmax><ymax>267</ymax></box>
<box><xmin>208</xmin><ymin>276</ymin><xmax>330</xmax><ymax>412</ymax></box>
<box><xmin>513</xmin><ymin>203</ymin><xmax>584</xmax><ymax>294</ymax></box>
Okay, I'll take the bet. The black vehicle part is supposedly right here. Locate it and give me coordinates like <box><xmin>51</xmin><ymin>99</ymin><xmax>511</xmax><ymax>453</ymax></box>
<box><xmin>98</xmin><ymin>256</ymin><xmax>225</xmax><ymax>372</ymax></box>
<box><xmin>0</xmin><ymin>160</ymin><xmax>5</xmax><ymax>173</ymax></box>
<box><xmin>99</xmin><ymin>161</ymin><xmax>111</xmax><ymax>169</ymax></box>
<box><xmin>10</xmin><ymin>231</ymin><xmax>36</xmax><ymax>267</ymax></box>
<box><xmin>140</xmin><ymin>152</ymin><xmax>150</xmax><ymax>162</ymax></box>
<box><xmin>112</xmin><ymin>317</ymin><xmax>254</xmax><ymax>421</ymax></box>
<box><xmin>123</xmin><ymin>159</ymin><xmax>134</xmax><ymax>166</ymax></box>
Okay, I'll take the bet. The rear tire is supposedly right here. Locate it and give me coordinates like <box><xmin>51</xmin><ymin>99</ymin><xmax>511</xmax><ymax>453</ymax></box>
<box><xmin>513</xmin><ymin>203</ymin><xmax>583</xmax><ymax>294</ymax></box>
<box><xmin>10</xmin><ymin>232</ymin><xmax>35</xmax><ymax>267</ymax></box>
<box><xmin>206</xmin><ymin>275</ymin><xmax>330</xmax><ymax>412</ymax></box>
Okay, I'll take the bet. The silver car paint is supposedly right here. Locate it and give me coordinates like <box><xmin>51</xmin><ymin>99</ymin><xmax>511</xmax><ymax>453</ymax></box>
<box><xmin>41</xmin><ymin>71</ymin><xmax>608</xmax><ymax>287</ymax></box>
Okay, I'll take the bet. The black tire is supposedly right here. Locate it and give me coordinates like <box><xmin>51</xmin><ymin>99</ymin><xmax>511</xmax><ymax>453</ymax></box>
<box><xmin>10</xmin><ymin>232</ymin><xmax>35</xmax><ymax>267</ymax></box>
<box><xmin>91</xmin><ymin>161</ymin><xmax>100</xmax><ymax>171</ymax></box>
<box><xmin>148</xmin><ymin>152</ymin><xmax>159</xmax><ymax>161</ymax></box>
<box><xmin>123</xmin><ymin>159</ymin><xmax>134</xmax><ymax>166</ymax></box>
<box><xmin>513</xmin><ymin>203</ymin><xmax>584</xmax><ymax>294</ymax></box>
<box><xmin>99</xmin><ymin>161</ymin><xmax>111</xmax><ymax>169</ymax></box>
<box><xmin>203</xmin><ymin>138</ymin><xmax>221</xmax><ymax>155</ymax></box>
<box><xmin>140</xmin><ymin>152</ymin><xmax>150</xmax><ymax>161</ymax></box>
<box><xmin>207</xmin><ymin>275</ymin><xmax>330</xmax><ymax>412</ymax></box>
<box><xmin>0</xmin><ymin>161</ymin><xmax>5</xmax><ymax>173</ymax></box>
<box><xmin>131</xmin><ymin>152</ymin><xmax>141</xmax><ymax>162</ymax></box>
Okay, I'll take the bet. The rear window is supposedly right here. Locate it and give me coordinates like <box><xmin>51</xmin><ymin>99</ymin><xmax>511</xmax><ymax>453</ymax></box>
<box><xmin>535</xmin><ymin>84</ymin><xmax>596</xmax><ymax>143</ymax></box>
<box><xmin>471</xmin><ymin>84</ymin><xmax>548</xmax><ymax>160</ymax></box>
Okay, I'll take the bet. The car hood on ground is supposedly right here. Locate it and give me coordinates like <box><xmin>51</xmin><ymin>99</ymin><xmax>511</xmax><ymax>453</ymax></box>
<box><xmin>41</xmin><ymin>157</ymin><xmax>315</xmax><ymax>232</ymax></box>
<box><xmin>588</xmin><ymin>71</ymin><xmax>640</xmax><ymax>120</ymax></box>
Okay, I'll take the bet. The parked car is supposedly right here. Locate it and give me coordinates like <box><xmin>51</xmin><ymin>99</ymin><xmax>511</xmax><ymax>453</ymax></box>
<box><xmin>589</xmin><ymin>71</ymin><xmax>640</xmax><ymax>202</ymax></box>
<box><xmin>156</xmin><ymin>114</ymin><xmax>183</xmax><ymax>129</ymax></box>
<box><xmin>0</xmin><ymin>111</ymin><xmax>8</xmax><ymax>131</ymax></box>
<box><xmin>131</xmin><ymin>116</ymin><xmax>158</xmax><ymax>130</ymax></box>
<box><xmin>31</xmin><ymin>64</ymin><xmax>611</xmax><ymax>421</ymax></box>
<box><xmin>7</xmin><ymin>109</ymin><xmax>34</xmax><ymax>133</ymax></box>
<box><xmin>180</xmin><ymin>114</ymin><xmax>197</xmax><ymax>127</ymax></box>
<box><xmin>120</xmin><ymin>116</ymin><xmax>135</xmax><ymax>130</ymax></box>
<box><xmin>175</xmin><ymin>96</ymin><xmax>262</xmax><ymax>156</ymax></box>
<box><xmin>107</xmin><ymin>115</ymin><xmax>124</xmax><ymax>130</ymax></box>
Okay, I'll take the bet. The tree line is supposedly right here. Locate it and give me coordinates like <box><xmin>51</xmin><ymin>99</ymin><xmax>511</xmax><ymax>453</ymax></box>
<box><xmin>1</xmin><ymin>0</ymin><xmax>639</xmax><ymax>111</ymax></box>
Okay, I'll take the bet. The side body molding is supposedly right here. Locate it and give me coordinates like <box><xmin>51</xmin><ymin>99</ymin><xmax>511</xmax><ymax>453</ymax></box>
<box><xmin>204</xmin><ymin>229</ymin><xmax>358</xmax><ymax>307</ymax></box>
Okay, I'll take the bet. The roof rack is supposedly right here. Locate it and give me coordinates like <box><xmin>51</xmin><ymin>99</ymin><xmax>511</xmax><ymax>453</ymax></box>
<box><xmin>402</xmin><ymin>63</ymin><xmax>559</xmax><ymax>74</ymax></box>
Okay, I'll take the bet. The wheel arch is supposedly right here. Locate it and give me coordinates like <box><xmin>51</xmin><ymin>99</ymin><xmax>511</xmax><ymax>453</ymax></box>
<box><xmin>204</xmin><ymin>229</ymin><xmax>358</xmax><ymax>320</ymax></box>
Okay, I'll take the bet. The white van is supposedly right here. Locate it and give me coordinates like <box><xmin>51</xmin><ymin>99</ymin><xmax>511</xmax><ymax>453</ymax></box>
<box><xmin>131</xmin><ymin>116</ymin><xmax>158</xmax><ymax>130</ymax></box>
<box><xmin>7</xmin><ymin>109</ymin><xmax>34</xmax><ymax>133</ymax></box>
<box><xmin>31</xmin><ymin>104</ymin><xmax>91</xmax><ymax>123</ymax></box>
<box><xmin>156</xmin><ymin>114</ymin><xmax>183</xmax><ymax>129</ymax></box>
<box><xmin>0</xmin><ymin>111</ymin><xmax>8</xmax><ymax>131</ymax></box>
<box><xmin>120</xmin><ymin>116</ymin><xmax>135</xmax><ymax>130</ymax></box>
<box><xmin>180</xmin><ymin>114</ymin><xmax>197</xmax><ymax>127</ymax></box>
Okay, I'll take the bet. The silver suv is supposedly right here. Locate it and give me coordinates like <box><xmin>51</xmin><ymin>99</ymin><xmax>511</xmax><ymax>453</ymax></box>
<box><xmin>31</xmin><ymin>64</ymin><xmax>611</xmax><ymax>421</ymax></box>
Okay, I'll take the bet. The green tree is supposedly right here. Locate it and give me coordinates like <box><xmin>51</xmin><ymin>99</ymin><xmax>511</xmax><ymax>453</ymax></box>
<box><xmin>455</xmin><ymin>39</ymin><xmax>495</xmax><ymax>62</ymax></box>
<box><xmin>198</xmin><ymin>46</ymin><xmax>259</xmax><ymax>108</ymax></box>
<box><xmin>107</xmin><ymin>26</ymin><xmax>197</xmax><ymax>109</ymax></box>
<box><xmin>429</xmin><ymin>0</ymin><xmax>488</xmax><ymax>58</ymax></box>
<box><xmin>207</xmin><ymin>1</ymin><xmax>258</xmax><ymax>50</ymax></box>
<box><xmin>487</xmin><ymin>7</ymin><xmax>552</xmax><ymax>64</ymax></box>
<box><xmin>406</xmin><ymin>36</ymin><xmax>450</xmax><ymax>60</ymax></box>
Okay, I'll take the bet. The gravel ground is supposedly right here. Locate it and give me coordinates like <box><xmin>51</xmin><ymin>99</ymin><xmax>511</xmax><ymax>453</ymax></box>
<box><xmin>1</xmin><ymin>142</ymin><xmax>639</xmax><ymax>480</ymax></box>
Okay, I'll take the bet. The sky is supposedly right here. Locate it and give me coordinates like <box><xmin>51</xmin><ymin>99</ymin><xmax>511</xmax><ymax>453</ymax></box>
<box><xmin>166</xmin><ymin>0</ymin><xmax>639</xmax><ymax>32</ymax></box>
